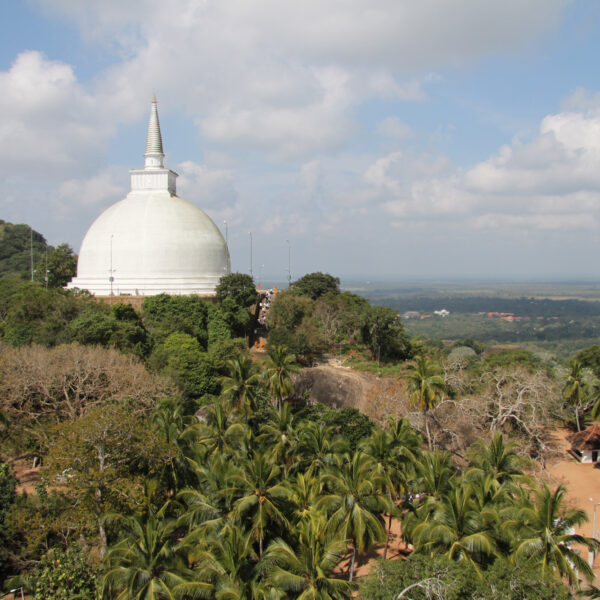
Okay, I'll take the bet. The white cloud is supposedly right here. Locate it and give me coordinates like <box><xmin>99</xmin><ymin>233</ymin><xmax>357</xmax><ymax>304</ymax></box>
<box><xmin>376</xmin><ymin>117</ymin><xmax>414</xmax><ymax>139</ymax></box>
<box><xmin>55</xmin><ymin>169</ymin><xmax>126</xmax><ymax>213</ymax></box>
<box><xmin>32</xmin><ymin>0</ymin><xmax>567</xmax><ymax>159</ymax></box>
<box><xmin>0</xmin><ymin>51</ymin><xmax>111</xmax><ymax>177</ymax></box>
<box><xmin>176</xmin><ymin>160</ymin><xmax>239</xmax><ymax>212</ymax></box>
<box><xmin>375</xmin><ymin>105</ymin><xmax>600</xmax><ymax>232</ymax></box>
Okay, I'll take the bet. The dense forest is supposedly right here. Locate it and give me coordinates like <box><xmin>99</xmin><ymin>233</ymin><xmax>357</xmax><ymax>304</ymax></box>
<box><xmin>369</xmin><ymin>294</ymin><xmax>600</xmax><ymax>317</ymax></box>
<box><xmin>1</xmin><ymin>226</ymin><xmax>600</xmax><ymax>598</ymax></box>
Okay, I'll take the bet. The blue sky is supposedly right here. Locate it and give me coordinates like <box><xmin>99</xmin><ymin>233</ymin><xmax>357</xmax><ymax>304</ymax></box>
<box><xmin>2</xmin><ymin>0</ymin><xmax>600</xmax><ymax>282</ymax></box>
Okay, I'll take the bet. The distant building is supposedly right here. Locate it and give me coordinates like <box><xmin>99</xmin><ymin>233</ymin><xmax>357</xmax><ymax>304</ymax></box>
<box><xmin>67</xmin><ymin>97</ymin><xmax>230</xmax><ymax>296</ymax></box>
<box><xmin>402</xmin><ymin>311</ymin><xmax>420</xmax><ymax>319</ymax></box>
<box><xmin>434</xmin><ymin>309</ymin><xmax>450</xmax><ymax>317</ymax></box>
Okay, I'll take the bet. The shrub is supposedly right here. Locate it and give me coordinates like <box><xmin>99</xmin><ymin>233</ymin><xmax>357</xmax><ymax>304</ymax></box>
<box><xmin>33</xmin><ymin>548</ymin><xmax>98</xmax><ymax>600</ymax></box>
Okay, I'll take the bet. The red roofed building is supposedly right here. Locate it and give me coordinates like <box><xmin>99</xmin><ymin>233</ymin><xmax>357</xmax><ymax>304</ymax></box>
<box><xmin>568</xmin><ymin>424</ymin><xmax>600</xmax><ymax>463</ymax></box>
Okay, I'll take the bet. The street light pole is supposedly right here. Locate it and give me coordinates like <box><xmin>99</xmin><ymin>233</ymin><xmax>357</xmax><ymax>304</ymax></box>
<box><xmin>30</xmin><ymin>227</ymin><xmax>34</xmax><ymax>282</ymax></box>
<box><xmin>109</xmin><ymin>234</ymin><xmax>115</xmax><ymax>302</ymax></box>
<box><xmin>223</xmin><ymin>220</ymin><xmax>228</xmax><ymax>244</ymax></box>
<box><xmin>589</xmin><ymin>498</ymin><xmax>599</xmax><ymax>567</ymax></box>
<box><xmin>249</xmin><ymin>231</ymin><xmax>253</xmax><ymax>279</ymax></box>
<box><xmin>286</xmin><ymin>239</ymin><xmax>291</xmax><ymax>288</ymax></box>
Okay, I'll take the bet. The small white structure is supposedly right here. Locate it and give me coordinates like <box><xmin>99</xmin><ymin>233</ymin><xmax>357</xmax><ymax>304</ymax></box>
<box><xmin>67</xmin><ymin>97</ymin><xmax>230</xmax><ymax>296</ymax></box>
<box><xmin>568</xmin><ymin>425</ymin><xmax>600</xmax><ymax>463</ymax></box>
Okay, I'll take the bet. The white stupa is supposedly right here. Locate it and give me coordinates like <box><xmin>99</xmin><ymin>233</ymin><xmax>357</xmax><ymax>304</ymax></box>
<box><xmin>67</xmin><ymin>97</ymin><xmax>230</xmax><ymax>296</ymax></box>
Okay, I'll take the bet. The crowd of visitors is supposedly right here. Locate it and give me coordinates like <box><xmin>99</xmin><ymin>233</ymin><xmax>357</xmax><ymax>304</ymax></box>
<box><xmin>257</xmin><ymin>287</ymin><xmax>276</xmax><ymax>328</ymax></box>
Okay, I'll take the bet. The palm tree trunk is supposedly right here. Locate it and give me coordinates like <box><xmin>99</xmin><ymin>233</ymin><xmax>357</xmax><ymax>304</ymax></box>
<box><xmin>425</xmin><ymin>411</ymin><xmax>432</xmax><ymax>451</ymax></box>
<box><xmin>259</xmin><ymin>535</ymin><xmax>263</xmax><ymax>557</ymax></box>
<box><xmin>576</xmin><ymin>407</ymin><xmax>582</xmax><ymax>432</ymax></box>
<box><xmin>348</xmin><ymin>545</ymin><xmax>356</xmax><ymax>582</ymax></box>
<box><xmin>383</xmin><ymin>513</ymin><xmax>393</xmax><ymax>560</ymax></box>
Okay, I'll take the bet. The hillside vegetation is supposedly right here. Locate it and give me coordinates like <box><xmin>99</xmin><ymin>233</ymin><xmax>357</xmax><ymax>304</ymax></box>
<box><xmin>0</xmin><ymin>219</ymin><xmax>76</xmax><ymax>286</ymax></box>
<box><xmin>1</xmin><ymin>260</ymin><xmax>600</xmax><ymax>598</ymax></box>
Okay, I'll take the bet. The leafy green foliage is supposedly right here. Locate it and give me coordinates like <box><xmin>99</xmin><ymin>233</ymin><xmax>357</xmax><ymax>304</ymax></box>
<box><xmin>295</xmin><ymin>403</ymin><xmax>375</xmax><ymax>452</ymax></box>
<box><xmin>362</xmin><ymin>305</ymin><xmax>413</xmax><ymax>361</ymax></box>
<box><xmin>33</xmin><ymin>548</ymin><xmax>98</xmax><ymax>600</ymax></box>
<box><xmin>0</xmin><ymin>281</ymin><xmax>83</xmax><ymax>346</ymax></box>
<box><xmin>360</xmin><ymin>555</ymin><xmax>570</xmax><ymax>600</ymax></box>
<box><xmin>576</xmin><ymin>344</ymin><xmax>600</xmax><ymax>378</ymax></box>
<box><xmin>0</xmin><ymin>463</ymin><xmax>17</xmax><ymax>584</ymax></box>
<box><xmin>44</xmin><ymin>403</ymin><xmax>173</xmax><ymax>556</ymax></box>
<box><xmin>267</xmin><ymin>291</ymin><xmax>313</xmax><ymax>331</ymax></box>
<box><xmin>483</xmin><ymin>348</ymin><xmax>542</xmax><ymax>372</ymax></box>
<box><xmin>291</xmin><ymin>272</ymin><xmax>340</xmax><ymax>300</ymax></box>
<box><xmin>0</xmin><ymin>464</ymin><xmax>16</xmax><ymax>531</ymax></box>
<box><xmin>69</xmin><ymin>302</ymin><xmax>150</xmax><ymax>357</ymax></box>
<box><xmin>216</xmin><ymin>272</ymin><xmax>258</xmax><ymax>307</ymax></box>
<box><xmin>152</xmin><ymin>332</ymin><xmax>219</xmax><ymax>407</ymax></box>
<box><xmin>33</xmin><ymin>243</ymin><xmax>77</xmax><ymax>288</ymax></box>
<box><xmin>0</xmin><ymin>220</ymin><xmax>47</xmax><ymax>279</ymax></box>
<box><xmin>142</xmin><ymin>293</ymin><xmax>210</xmax><ymax>347</ymax></box>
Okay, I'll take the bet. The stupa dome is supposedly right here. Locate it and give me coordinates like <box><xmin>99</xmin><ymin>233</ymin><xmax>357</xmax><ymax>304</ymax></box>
<box><xmin>68</xmin><ymin>97</ymin><xmax>230</xmax><ymax>296</ymax></box>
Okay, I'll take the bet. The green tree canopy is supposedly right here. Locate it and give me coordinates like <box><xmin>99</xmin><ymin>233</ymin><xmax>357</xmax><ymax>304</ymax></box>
<box><xmin>362</xmin><ymin>305</ymin><xmax>412</xmax><ymax>361</ymax></box>
<box><xmin>142</xmin><ymin>293</ymin><xmax>210</xmax><ymax>347</ymax></box>
<box><xmin>216</xmin><ymin>272</ymin><xmax>258</xmax><ymax>307</ymax></box>
<box><xmin>291</xmin><ymin>272</ymin><xmax>340</xmax><ymax>300</ymax></box>
<box><xmin>0</xmin><ymin>220</ymin><xmax>47</xmax><ymax>279</ymax></box>
<box><xmin>576</xmin><ymin>344</ymin><xmax>600</xmax><ymax>378</ymax></box>
<box><xmin>34</xmin><ymin>244</ymin><xmax>77</xmax><ymax>288</ymax></box>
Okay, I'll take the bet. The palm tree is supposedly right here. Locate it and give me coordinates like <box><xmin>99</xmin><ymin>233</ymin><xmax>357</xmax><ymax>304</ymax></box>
<box><xmin>564</xmin><ymin>360</ymin><xmax>589</xmax><ymax>432</ymax></box>
<box><xmin>416</xmin><ymin>450</ymin><xmax>456</xmax><ymax>501</ymax></box>
<box><xmin>221</xmin><ymin>355</ymin><xmax>261</xmax><ymax>418</ymax></box>
<box><xmin>295</xmin><ymin>421</ymin><xmax>349</xmax><ymax>477</ymax></box>
<box><xmin>152</xmin><ymin>398</ymin><xmax>196</xmax><ymax>490</ymax></box>
<box><xmin>402</xmin><ymin>450</ymin><xmax>456</xmax><ymax>546</ymax></box>
<box><xmin>185</xmin><ymin>520</ymin><xmax>261</xmax><ymax>600</ymax></box>
<box><xmin>185</xmin><ymin>403</ymin><xmax>248</xmax><ymax>461</ymax></box>
<box><xmin>178</xmin><ymin>454</ymin><xmax>238</xmax><ymax>534</ymax></box>
<box><xmin>506</xmin><ymin>483</ymin><xmax>598</xmax><ymax>587</ymax></box>
<box><xmin>385</xmin><ymin>416</ymin><xmax>422</xmax><ymax>457</ymax></box>
<box><xmin>317</xmin><ymin>452</ymin><xmax>391</xmax><ymax>581</ymax></box>
<box><xmin>260</xmin><ymin>511</ymin><xmax>355</xmax><ymax>600</ymax></box>
<box><xmin>412</xmin><ymin>483</ymin><xmax>498</xmax><ymax>570</ymax></box>
<box><xmin>102</xmin><ymin>508</ymin><xmax>211</xmax><ymax>599</ymax></box>
<box><xmin>229</xmin><ymin>451</ymin><xmax>291</xmax><ymax>556</ymax></box>
<box><xmin>360</xmin><ymin>427</ymin><xmax>412</xmax><ymax>559</ymax></box>
<box><xmin>466</xmin><ymin>432</ymin><xmax>529</xmax><ymax>491</ymax></box>
<box><xmin>262</xmin><ymin>346</ymin><xmax>300</xmax><ymax>409</ymax></box>
<box><xmin>258</xmin><ymin>402</ymin><xmax>299</xmax><ymax>474</ymax></box>
<box><xmin>288</xmin><ymin>472</ymin><xmax>322</xmax><ymax>523</ymax></box>
<box><xmin>406</xmin><ymin>355</ymin><xmax>445</xmax><ymax>450</ymax></box>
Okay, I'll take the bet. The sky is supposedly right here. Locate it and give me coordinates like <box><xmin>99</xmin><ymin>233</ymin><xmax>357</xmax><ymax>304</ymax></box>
<box><xmin>2</xmin><ymin>0</ymin><xmax>600</xmax><ymax>283</ymax></box>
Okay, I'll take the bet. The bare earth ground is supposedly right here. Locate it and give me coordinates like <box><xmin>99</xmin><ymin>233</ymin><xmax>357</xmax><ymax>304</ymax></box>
<box><xmin>12</xmin><ymin>461</ymin><xmax>40</xmax><ymax>495</ymax></box>
<box><xmin>333</xmin><ymin>517</ymin><xmax>410</xmax><ymax>581</ymax></box>
<box><xmin>547</xmin><ymin>428</ymin><xmax>600</xmax><ymax>577</ymax></box>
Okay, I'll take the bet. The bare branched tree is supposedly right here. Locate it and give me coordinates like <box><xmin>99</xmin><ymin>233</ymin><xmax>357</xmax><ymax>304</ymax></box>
<box><xmin>0</xmin><ymin>343</ymin><xmax>174</xmax><ymax>442</ymax></box>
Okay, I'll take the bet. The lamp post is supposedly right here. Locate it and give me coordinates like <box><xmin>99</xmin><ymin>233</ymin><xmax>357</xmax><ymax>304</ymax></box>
<box><xmin>249</xmin><ymin>231</ymin><xmax>253</xmax><ymax>279</ymax></box>
<box><xmin>589</xmin><ymin>498</ymin><xmax>600</xmax><ymax>567</ymax></box>
<box><xmin>30</xmin><ymin>227</ymin><xmax>34</xmax><ymax>282</ymax></box>
<box><xmin>44</xmin><ymin>246</ymin><xmax>48</xmax><ymax>289</ymax></box>
<box><xmin>223</xmin><ymin>220</ymin><xmax>228</xmax><ymax>244</ymax></box>
<box><xmin>286</xmin><ymin>239</ymin><xmax>291</xmax><ymax>288</ymax></box>
<box><xmin>109</xmin><ymin>234</ymin><xmax>115</xmax><ymax>302</ymax></box>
